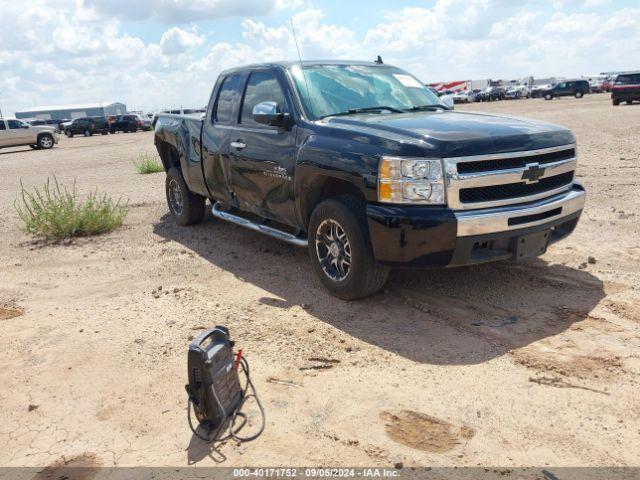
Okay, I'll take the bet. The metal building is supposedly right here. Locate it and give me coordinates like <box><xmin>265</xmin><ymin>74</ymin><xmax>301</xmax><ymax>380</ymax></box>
<box><xmin>15</xmin><ymin>102</ymin><xmax>127</xmax><ymax>121</ymax></box>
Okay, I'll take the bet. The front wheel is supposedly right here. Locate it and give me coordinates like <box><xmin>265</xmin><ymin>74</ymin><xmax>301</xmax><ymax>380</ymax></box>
<box><xmin>308</xmin><ymin>196</ymin><xmax>389</xmax><ymax>300</ymax></box>
<box><xmin>544</xmin><ymin>93</ymin><xmax>553</xmax><ymax>100</ymax></box>
<box><xmin>65</xmin><ymin>130</ymin><xmax>73</xmax><ymax>138</ymax></box>
<box><xmin>575</xmin><ymin>91</ymin><xmax>584</xmax><ymax>98</ymax></box>
<box><xmin>613</xmin><ymin>99</ymin><xmax>620</xmax><ymax>106</ymax></box>
<box><xmin>37</xmin><ymin>134</ymin><xmax>54</xmax><ymax>149</ymax></box>
<box><xmin>84</xmin><ymin>129</ymin><xmax>91</xmax><ymax>137</ymax></box>
<box><xmin>165</xmin><ymin>168</ymin><xmax>206</xmax><ymax>226</ymax></box>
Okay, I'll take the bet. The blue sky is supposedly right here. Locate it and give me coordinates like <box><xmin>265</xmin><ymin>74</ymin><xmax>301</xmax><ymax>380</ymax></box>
<box><xmin>1</xmin><ymin>0</ymin><xmax>638</xmax><ymax>114</ymax></box>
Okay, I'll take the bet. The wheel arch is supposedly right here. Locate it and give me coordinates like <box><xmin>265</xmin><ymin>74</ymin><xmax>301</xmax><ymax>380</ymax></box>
<box><xmin>299</xmin><ymin>173</ymin><xmax>366</xmax><ymax>231</ymax></box>
<box><xmin>156</xmin><ymin>141</ymin><xmax>180</xmax><ymax>172</ymax></box>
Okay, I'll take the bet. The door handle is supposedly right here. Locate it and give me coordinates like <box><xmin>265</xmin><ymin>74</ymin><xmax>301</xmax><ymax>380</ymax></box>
<box><xmin>230</xmin><ymin>141</ymin><xmax>246</xmax><ymax>150</ymax></box>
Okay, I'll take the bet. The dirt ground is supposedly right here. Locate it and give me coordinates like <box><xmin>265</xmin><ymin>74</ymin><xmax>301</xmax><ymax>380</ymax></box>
<box><xmin>1</xmin><ymin>94</ymin><xmax>639</xmax><ymax>469</ymax></box>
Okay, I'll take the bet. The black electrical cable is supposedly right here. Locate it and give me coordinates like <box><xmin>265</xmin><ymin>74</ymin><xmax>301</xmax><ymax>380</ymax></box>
<box><xmin>187</xmin><ymin>355</ymin><xmax>265</xmax><ymax>444</ymax></box>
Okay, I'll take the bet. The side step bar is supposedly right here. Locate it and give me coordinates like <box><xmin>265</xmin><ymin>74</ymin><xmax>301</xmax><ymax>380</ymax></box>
<box><xmin>211</xmin><ymin>202</ymin><xmax>308</xmax><ymax>247</ymax></box>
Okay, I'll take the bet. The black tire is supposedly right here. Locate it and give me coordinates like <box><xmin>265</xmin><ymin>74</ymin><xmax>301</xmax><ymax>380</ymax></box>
<box><xmin>544</xmin><ymin>93</ymin><xmax>553</xmax><ymax>100</ymax></box>
<box><xmin>84</xmin><ymin>129</ymin><xmax>91</xmax><ymax>137</ymax></box>
<box><xmin>29</xmin><ymin>145</ymin><xmax>38</xmax><ymax>149</ymax></box>
<box><xmin>37</xmin><ymin>133</ymin><xmax>54</xmax><ymax>149</ymax></box>
<box><xmin>65</xmin><ymin>129</ymin><xmax>73</xmax><ymax>138</ymax></box>
<box><xmin>101</xmin><ymin>131</ymin><xmax>108</xmax><ymax>135</ymax></box>
<box><xmin>575</xmin><ymin>91</ymin><xmax>584</xmax><ymax>98</ymax></box>
<box><xmin>307</xmin><ymin>196</ymin><xmax>389</xmax><ymax>300</ymax></box>
<box><xmin>165</xmin><ymin>167</ymin><xmax>206</xmax><ymax>226</ymax></box>
<box><xmin>626</xmin><ymin>100</ymin><xmax>632</xmax><ymax>105</ymax></box>
<box><xmin>613</xmin><ymin>99</ymin><xmax>620</xmax><ymax>106</ymax></box>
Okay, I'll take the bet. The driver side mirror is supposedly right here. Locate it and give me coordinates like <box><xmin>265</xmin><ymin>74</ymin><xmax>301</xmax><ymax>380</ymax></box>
<box><xmin>252</xmin><ymin>101</ymin><xmax>288</xmax><ymax>127</ymax></box>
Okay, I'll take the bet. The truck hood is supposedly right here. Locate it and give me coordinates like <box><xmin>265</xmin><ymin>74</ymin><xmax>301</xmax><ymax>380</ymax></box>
<box><xmin>324</xmin><ymin>110</ymin><xmax>574</xmax><ymax>157</ymax></box>
<box><xmin>32</xmin><ymin>125</ymin><xmax>57</xmax><ymax>133</ymax></box>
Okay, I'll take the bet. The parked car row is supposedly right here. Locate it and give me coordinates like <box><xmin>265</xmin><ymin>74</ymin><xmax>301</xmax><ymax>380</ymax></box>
<box><xmin>450</xmin><ymin>85</ymin><xmax>531</xmax><ymax>103</ymax></box>
<box><xmin>25</xmin><ymin>118</ymin><xmax>69</xmax><ymax>132</ymax></box>
<box><xmin>61</xmin><ymin>114</ymin><xmax>152</xmax><ymax>137</ymax></box>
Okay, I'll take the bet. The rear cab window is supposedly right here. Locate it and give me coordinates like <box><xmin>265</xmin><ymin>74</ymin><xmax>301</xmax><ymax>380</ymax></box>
<box><xmin>213</xmin><ymin>75</ymin><xmax>241</xmax><ymax>124</ymax></box>
<box><xmin>616</xmin><ymin>74</ymin><xmax>640</xmax><ymax>84</ymax></box>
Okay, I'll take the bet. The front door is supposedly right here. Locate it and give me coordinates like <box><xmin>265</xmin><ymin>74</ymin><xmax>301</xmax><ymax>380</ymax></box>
<box><xmin>6</xmin><ymin>119</ymin><xmax>32</xmax><ymax>144</ymax></box>
<box><xmin>228</xmin><ymin>70</ymin><xmax>297</xmax><ymax>226</ymax></box>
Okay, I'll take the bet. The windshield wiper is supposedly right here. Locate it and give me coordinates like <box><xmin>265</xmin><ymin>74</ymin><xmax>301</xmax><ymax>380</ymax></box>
<box><xmin>322</xmin><ymin>106</ymin><xmax>404</xmax><ymax>118</ymax></box>
<box><xmin>404</xmin><ymin>104</ymin><xmax>449</xmax><ymax>112</ymax></box>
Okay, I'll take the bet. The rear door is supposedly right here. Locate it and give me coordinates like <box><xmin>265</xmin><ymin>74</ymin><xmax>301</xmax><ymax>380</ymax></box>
<box><xmin>201</xmin><ymin>73</ymin><xmax>243</xmax><ymax>203</ymax></box>
<box><xmin>228</xmin><ymin>68</ymin><xmax>298</xmax><ymax>225</ymax></box>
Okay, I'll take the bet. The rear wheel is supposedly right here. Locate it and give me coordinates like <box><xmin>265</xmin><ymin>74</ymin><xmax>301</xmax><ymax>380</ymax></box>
<box><xmin>84</xmin><ymin>129</ymin><xmax>91</xmax><ymax>137</ymax></box>
<box><xmin>308</xmin><ymin>196</ymin><xmax>389</xmax><ymax>300</ymax></box>
<box><xmin>165</xmin><ymin>168</ymin><xmax>206</xmax><ymax>226</ymax></box>
<box><xmin>65</xmin><ymin>130</ymin><xmax>73</xmax><ymax>138</ymax></box>
<box><xmin>626</xmin><ymin>100</ymin><xmax>633</xmax><ymax>105</ymax></box>
<box><xmin>575</xmin><ymin>91</ymin><xmax>584</xmax><ymax>98</ymax></box>
<box><xmin>613</xmin><ymin>99</ymin><xmax>620</xmax><ymax>106</ymax></box>
<box><xmin>544</xmin><ymin>93</ymin><xmax>553</xmax><ymax>100</ymax></box>
<box><xmin>37</xmin><ymin>134</ymin><xmax>54</xmax><ymax>149</ymax></box>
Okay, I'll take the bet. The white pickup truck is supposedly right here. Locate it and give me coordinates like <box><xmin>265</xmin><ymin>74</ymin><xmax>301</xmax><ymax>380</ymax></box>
<box><xmin>0</xmin><ymin>118</ymin><xmax>59</xmax><ymax>150</ymax></box>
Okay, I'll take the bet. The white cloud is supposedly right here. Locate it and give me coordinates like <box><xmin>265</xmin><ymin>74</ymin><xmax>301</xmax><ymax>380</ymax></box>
<box><xmin>83</xmin><ymin>0</ymin><xmax>279</xmax><ymax>24</ymax></box>
<box><xmin>544</xmin><ymin>12</ymin><xmax>600</xmax><ymax>34</ymax></box>
<box><xmin>160</xmin><ymin>27</ymin><xmax>205</xmax><ymax>55</ymax></box>
<box><xmin>1</xmin><ymin>0</ymin><xmax>640</xmax><ymax>115</ymax></box>
<box><xmin>584</xmin><ymin>0</ymin><xmax>612</xmax><ymax>7</ymax></box>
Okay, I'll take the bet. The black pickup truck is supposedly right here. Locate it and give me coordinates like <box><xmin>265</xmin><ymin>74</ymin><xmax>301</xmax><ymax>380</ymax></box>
<box><xmin>154</xmin><ymin>61</ymin><xmax>585</xmax><ymax>299</ymax></box>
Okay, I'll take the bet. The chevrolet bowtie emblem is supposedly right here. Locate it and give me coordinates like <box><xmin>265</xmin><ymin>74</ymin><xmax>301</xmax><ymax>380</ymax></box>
<box><xmin>521</xmin><ymin>163</ymin><xmax>546</xmax><ymax>184</ymax></box>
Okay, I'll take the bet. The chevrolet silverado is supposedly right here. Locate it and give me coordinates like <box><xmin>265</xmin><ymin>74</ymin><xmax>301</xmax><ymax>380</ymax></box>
<box><xmin>154</xmin><ymin>61</ymin><xmax>585</xmax><ymax>299</ymax></box>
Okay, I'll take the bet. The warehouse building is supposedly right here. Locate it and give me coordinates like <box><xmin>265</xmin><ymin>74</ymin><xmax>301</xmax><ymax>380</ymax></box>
<box><xmin>15</xmin><ymin>101</ymin><xmax>127</xmax><ymax>121</ymax></box>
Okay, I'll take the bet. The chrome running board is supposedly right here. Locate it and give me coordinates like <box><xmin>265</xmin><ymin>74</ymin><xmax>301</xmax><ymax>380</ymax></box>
<box><xmin>211</xmin><ymin>202</ymin><xmax>308</xmax><ymax>247</ymax></box>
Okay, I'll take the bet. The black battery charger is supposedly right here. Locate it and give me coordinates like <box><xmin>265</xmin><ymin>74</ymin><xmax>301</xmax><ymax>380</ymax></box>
<box><xmin>185</xmin><ymin>326</ymin><xmax>264</xmax><ymax>443</ymax></box>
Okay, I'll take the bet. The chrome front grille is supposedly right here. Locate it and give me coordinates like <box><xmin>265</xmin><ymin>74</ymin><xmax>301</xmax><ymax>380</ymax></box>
<box><xmin>443</xmin><ymin>144</ymin><xmax>577</xmax><ymax>210</ymax></box>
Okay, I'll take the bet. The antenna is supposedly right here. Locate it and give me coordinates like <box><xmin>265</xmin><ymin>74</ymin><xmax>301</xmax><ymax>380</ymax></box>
<box><xmin>290</xmin><ymin>17</ymin><xmax>314</xmax><ymax>116</ymax></box>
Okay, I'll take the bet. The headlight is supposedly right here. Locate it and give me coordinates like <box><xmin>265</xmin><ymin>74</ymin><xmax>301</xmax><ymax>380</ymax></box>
<box><xmin>378</xmin><ymin>157</ymin><xmax>445</xmax><ymax>204</ymax></box>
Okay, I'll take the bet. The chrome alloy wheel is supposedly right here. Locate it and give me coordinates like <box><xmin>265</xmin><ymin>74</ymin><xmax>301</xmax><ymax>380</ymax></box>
<box><xmin>168</xmin><ymin>178</ymin><xmax>183</xmax><ymax>215</ymax></box>
<box><xmin>40</xmin><ymin>136</ymin><xmax>53</xmax><ymax>148</ymax></box>
<box><xmin>315</xmin><ymin>219</ymin><xmax>352</xmax><ymax>282</ymax></box>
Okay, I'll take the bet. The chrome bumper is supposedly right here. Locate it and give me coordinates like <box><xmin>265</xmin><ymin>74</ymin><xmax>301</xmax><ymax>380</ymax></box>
<box><xmin>455</xmin><ymin>185</ymin><xmax>585</xmax><ymax>236</ymax></box>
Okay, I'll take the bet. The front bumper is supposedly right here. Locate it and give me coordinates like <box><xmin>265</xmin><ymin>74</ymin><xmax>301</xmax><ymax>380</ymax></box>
<box><xmin>366</xmin><ymin>184</ymin><xmax>585</xmax><ymax>267</ymax></box>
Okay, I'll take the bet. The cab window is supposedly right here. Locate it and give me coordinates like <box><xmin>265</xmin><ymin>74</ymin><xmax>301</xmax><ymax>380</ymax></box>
<box><xmin>240</xmin><ymin>71</ymin><xmax>288</xmax><ymax>126</ymax></box>
<box><xmin>0</xmin><ymin>122</ymin><xmax>5</xmax><ymax>130</ymax></box>
<box><xmin>213</xmin><ymin>75</ymin><xmax>241</xmax><ymax>124</ymax></box>
<box><xmin>8</xmin><ymin>120</ymin><xmax>25</xmax><ymax>129</ymax></box>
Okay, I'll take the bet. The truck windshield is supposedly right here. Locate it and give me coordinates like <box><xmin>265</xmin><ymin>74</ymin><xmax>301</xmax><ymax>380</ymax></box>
<box><xmin>290</xmin><ymin>64</ymin><xmax>444</xmax><ymax>119</ymax></box>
